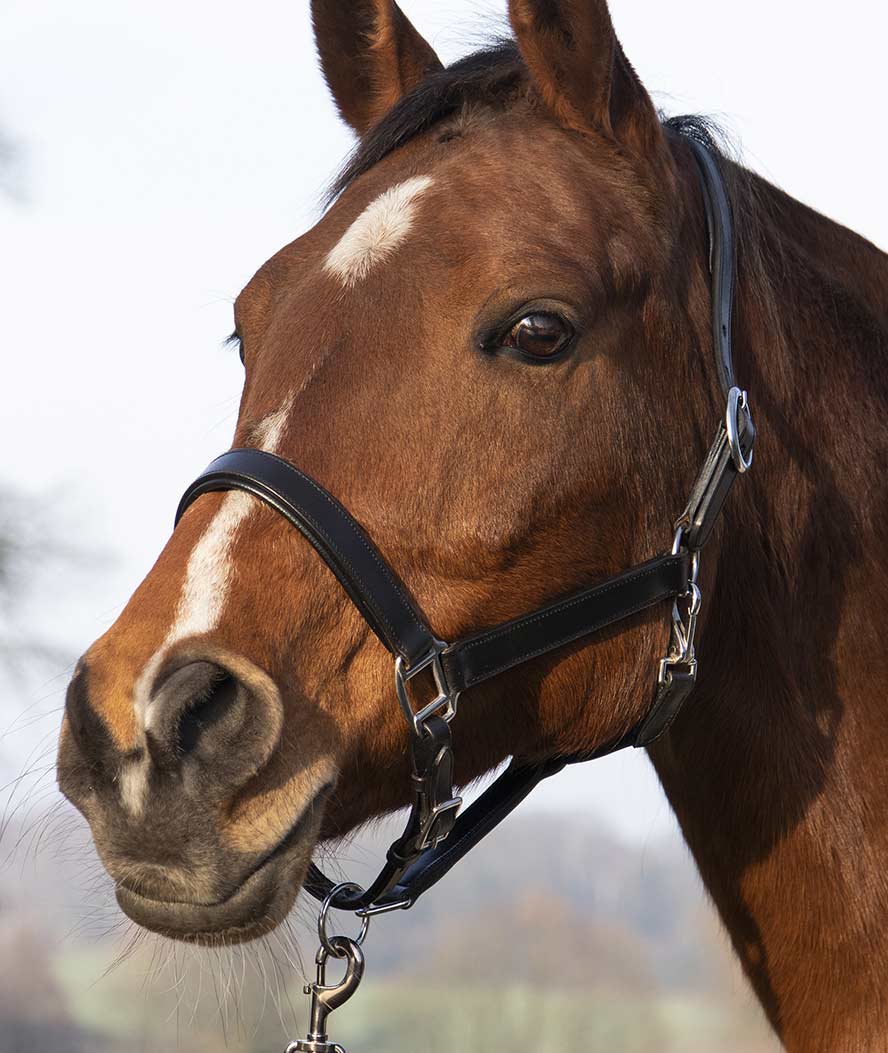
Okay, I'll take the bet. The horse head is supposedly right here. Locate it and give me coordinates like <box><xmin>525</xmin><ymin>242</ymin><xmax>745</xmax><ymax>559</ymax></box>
<box><xmin>58</xmin><ymin>0</ymin><xmax>715</xmax><ymax>944</ymax></box>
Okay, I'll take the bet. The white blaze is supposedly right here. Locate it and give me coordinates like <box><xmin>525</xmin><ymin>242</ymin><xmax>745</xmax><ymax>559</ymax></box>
<box><xmin>125</xmin><ymin>402</ymin><xmax>293</xmax><ymax>814</ymax></box>
<box><xmin>167</xmin><ymin>401</ymin><xmax>292</xmax><ymax>647</ymax></box>
<box><xmin>324</xmin><ymin>175</ymin><xmax>434</xmax><ymax>287</ymax></box>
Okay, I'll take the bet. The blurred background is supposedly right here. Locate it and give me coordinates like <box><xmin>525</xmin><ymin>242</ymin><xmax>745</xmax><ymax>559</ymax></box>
<box><xmin>1</xmin><ymin>1</ymin><xmax>885</xmax><ymax>1049</ymax></box>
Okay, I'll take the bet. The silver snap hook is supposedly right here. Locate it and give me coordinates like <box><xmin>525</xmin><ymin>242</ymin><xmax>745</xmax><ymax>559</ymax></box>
<box><xmin>287</xmin><ymin>935</ymin><xmax>365</xmax><ymax>1053</ymax></box>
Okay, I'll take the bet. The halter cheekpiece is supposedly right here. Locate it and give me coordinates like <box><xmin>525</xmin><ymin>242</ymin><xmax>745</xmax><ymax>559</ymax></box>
<box><xmin>175</xmin><ymin>134</ymin><xmax>755</xmax><ymax>1053</ymax></box>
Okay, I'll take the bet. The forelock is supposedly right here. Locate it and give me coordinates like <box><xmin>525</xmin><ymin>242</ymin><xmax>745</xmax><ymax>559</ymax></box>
<box><xmin>326</xmin><ymin>42</ymin><xmax>527</xmax><ymax>204</ymax></box>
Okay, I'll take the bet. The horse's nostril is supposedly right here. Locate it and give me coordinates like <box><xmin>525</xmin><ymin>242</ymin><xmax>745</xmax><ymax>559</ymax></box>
<box><xmin>148</xmin><ymin>661</ymin><xmax>246</xmax><ymax>768</ymax></box>
<box><xmin>145</xmin><ymin>657</ymin><xmax>283</xmax><ymax>794</ymax></box>
<box><xmin>177</xmin><ymin>672</ymin><xmax>239</xmax><ymax>756</ymax></box>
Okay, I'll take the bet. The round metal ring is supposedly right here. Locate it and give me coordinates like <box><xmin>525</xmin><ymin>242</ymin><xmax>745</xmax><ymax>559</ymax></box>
<box><xmin>318</xmin><ymin>882</ymin><xmax>370</xmax><ymax>957</ymax></box>
<box><xmin>726</xmin><ymin>387</ymin><xmax>753</xmax><ymax>474</ymax></box>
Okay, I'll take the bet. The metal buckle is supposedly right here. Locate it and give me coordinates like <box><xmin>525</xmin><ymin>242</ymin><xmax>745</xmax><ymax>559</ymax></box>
<box><xmin>726</xmin><ymin>387</ymin><xmax>753</xmax><ymax>474</ymax></box>
<box><xmin>395</xmin><ymin>642</ymin><xmax>459</xmax><ymax>737</ymax></box>
<box><xmin>414</xmin><ymin>793</ymin><xmax>462</xmax><ymax>853</ymax></box>
<box><xmin>405</xmin><ymin>731</ymin><xmax>462</xmax><ymax>853</ymax></box>
<box><xmin>659</xmin><ymin>529</ymin><xmax>702</xmax><ymax>690</ymax></box>
<box><xmin>388</xmin><ymin>793</ymin><xmax>462</xmax><ymax>862</ymax></box>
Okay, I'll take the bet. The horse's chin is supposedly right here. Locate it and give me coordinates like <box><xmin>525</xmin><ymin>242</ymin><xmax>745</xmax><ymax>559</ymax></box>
<box><xmin>115</xmin><ymin>854</ymin><xmax>303</xmax><ymax>946</ymax></box>
<box><xmin>112</xmin><ymin>784</ymin><xmax>331</xmax><ymax>946</ymax></box>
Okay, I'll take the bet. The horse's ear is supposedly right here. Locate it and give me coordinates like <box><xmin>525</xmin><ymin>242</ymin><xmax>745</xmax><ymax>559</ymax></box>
<box><xmin>311</xmin><ymin>0</ymin><xmax>443</xmax><ymax>136</ymax></box>
<box><xmin>508</xmin><ymin>0</ymin><xmax>662</xmax><ymax>155</ymax></box>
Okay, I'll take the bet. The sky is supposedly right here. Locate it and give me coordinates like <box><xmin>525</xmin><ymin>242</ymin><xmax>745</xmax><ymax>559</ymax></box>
<box><xmin>1</xmin><ymin>0</ymin><xmax>886</xmax><ymax>844</ymax></box>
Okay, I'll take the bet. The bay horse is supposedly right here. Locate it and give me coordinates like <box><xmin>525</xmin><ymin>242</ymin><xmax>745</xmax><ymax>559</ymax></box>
<box><xmin>57</xmin><ymin>1</ymin><xmax>888</xmax><ymax>1048</ymax></box>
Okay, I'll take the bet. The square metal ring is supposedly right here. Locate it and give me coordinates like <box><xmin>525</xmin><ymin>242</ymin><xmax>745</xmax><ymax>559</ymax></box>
<box><xmin>395</xmin><ymin>643</ymin><xmax>458</xmax><ymax>737</ymax></box>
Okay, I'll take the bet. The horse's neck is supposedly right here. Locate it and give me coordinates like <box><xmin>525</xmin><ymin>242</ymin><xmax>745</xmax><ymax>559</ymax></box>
<box><xmin>652</xmin><ymin>171</ymin><xmax>888</xmax><ymax>1047</ymax></box>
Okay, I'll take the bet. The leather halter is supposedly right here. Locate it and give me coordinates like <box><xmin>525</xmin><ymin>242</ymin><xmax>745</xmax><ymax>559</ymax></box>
<box><xmin>176</xmin><ymin>134</ymin><xmax>754</xmax><ymax>916</ymax></box>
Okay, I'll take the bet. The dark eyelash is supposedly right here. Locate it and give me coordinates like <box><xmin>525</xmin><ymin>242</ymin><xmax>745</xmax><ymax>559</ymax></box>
<box><xmin>224</xmin><ymin>331</ymin><xmax>244</xmax><ymax>361</ymax></box>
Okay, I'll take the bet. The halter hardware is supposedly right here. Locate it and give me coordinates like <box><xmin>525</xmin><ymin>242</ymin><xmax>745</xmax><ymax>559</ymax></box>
<box><xmin>658</xmin><ymin>527</ymin><xmax>702</xmax><ymax>692</ymax></box>
<box><xmin>172</xmin><ymin>134</ymin><xmax>755</xmax><ymax>1052</ymax></box>
<box><xmin>726</xmin><ymin>387</ymin><xmax>754</xmax><ymax>474</ymax></box>
<box><xmin>400</xmin><ymin>717</ymin><xmax>462</xmax><ymax>855</ymax></box>
<box><xmin>393</xmin><ymin>646</ymin><xmax>465</xmax><ymax>848</ymax></box>
<box><xmin>394</xmin><ymin>642</ymin><xmax>458</xmax><ymax>736</ymax></box>
<box><xmin>288</xmin><ymin>885</ymin><xmax>368</xmax><ymax>1053</ymax></box>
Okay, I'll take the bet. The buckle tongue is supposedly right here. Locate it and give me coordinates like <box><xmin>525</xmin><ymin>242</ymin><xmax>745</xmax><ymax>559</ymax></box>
<box><xmin>413</xmin><ymin>793</ymin><xmax>462</xmax><ymax>853</ymax></box>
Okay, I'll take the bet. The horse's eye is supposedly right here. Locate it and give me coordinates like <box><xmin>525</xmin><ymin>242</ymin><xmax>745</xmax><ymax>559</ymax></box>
<box><xmin>502</xmin><ymin>312</ymin><xmax>573</xmax><ymax>360</ymax></box>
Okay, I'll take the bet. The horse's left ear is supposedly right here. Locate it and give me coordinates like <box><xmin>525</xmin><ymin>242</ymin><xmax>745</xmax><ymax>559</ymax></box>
<box><xmin>508</xmin><ymin>0</ymin><xmax>663</xmax><ymax>157</ymax></box>
<box><xmin>311</xmin><ymin>0</ymin><xmax>443</xmax><ymax>137</ymax></box>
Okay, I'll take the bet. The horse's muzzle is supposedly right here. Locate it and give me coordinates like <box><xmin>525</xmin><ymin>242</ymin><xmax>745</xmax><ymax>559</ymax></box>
<box><xmin>57</xmin><ymin>653</ymin><xmax>334</xmax><ymax>942</ymax></box>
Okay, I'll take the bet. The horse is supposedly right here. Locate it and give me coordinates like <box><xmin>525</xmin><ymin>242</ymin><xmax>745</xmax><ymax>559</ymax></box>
<box><xmin>56</xmin><ymin>1</ymin><xmax>888</xmax><ymax>1048</ymax></box>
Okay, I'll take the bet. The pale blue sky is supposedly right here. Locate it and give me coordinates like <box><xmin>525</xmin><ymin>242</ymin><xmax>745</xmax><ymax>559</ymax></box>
<box><xmin>1</xmin><ymin>0</ymin><xmax>885</xmax><ymax>842</ymax></box>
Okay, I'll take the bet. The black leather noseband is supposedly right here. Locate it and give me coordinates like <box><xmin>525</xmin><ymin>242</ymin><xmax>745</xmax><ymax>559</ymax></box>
<box><xmin>176</xmin><ymin>134</ymin><xmax>754</xmax><ymax>915</ymax></box>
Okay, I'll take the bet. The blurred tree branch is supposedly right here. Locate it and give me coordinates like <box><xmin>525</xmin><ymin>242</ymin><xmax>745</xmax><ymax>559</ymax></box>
<box><xmin>0</xmin><ymin>117</ymin><xmax>58</xmax><ymax>680</ymax></box>
<box><xmin>0</xmin><ymin>487</ymin><xmax>88</xmax><ymax>681</ymax></box>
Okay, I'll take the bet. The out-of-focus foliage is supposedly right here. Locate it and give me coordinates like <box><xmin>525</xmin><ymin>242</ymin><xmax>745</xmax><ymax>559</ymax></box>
<box><xmin>0</xmin><ymin>118</ymin><xmax>25</xmax><ymax>201</ymax></box>
<box><xmin>0</xmin><ymin>487</ymin><xmax>76</xmax><ymax>679</ymax></box>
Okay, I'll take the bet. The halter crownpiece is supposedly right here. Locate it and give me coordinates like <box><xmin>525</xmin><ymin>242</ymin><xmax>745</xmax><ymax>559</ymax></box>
<box><xmin>175</xmin><ymin>133</ymin><xmax>754</xmax><ymax>1050</ymax></box>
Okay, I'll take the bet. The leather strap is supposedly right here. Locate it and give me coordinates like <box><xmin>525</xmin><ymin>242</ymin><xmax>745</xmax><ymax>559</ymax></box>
<box><xmin>176</xmin><ymin>449</ymin><xmax>437</xmax><ymax>668</ymax></box>
<box><xmin>634</xmin><ymin>668</ymin><xmax>697</xmax><ymax>746</ymax></box>
<box><xmin>360</xmin><ymin>757</ymin><xmax>567</xmax><ymax>909</ymax></box>
<box><xmin>673</xmin><ymin>136</ymin><xmax>755</xmax><ymax>549</ymax></box>
<box><xmin>305</xmin><ymin>731</ymin><xmax>631</xmax><ymax>913</ymax></box>
<box><xmin>442</xmin><ymin>553</ymin><xmax>690</xmax><ymax>694</ymax></box>
<box><xmin>687</xmin><ymin>137</ymin><xmax>736</xmax><ymax>399</ymax></box>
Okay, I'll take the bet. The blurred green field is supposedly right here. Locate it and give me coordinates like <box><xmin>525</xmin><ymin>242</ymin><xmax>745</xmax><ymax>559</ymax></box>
<box><xmin>47</xmin><ymin>947</ymin><xmax>775</xmax><ymax>1053</ymax></box>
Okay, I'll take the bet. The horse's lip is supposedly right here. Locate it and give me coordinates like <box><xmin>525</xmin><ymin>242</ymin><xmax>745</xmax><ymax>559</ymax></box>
<box><xmin>115</xmin><ymin>782</ymin><xmax>332</xmax><ymax>942</ymax></box>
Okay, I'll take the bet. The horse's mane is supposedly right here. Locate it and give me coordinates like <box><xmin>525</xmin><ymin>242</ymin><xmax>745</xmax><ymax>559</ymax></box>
<box><xmin>327</xmin><ymin>42</ymin><xmax>526</xmax><ymax>202</ymax></box>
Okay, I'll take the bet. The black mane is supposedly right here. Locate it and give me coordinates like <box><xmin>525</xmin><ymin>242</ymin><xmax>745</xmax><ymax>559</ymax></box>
<box><xmin>327</xmin><ymin>42</ymin><xmax>525</xmax><ymax>202</ymax></box>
